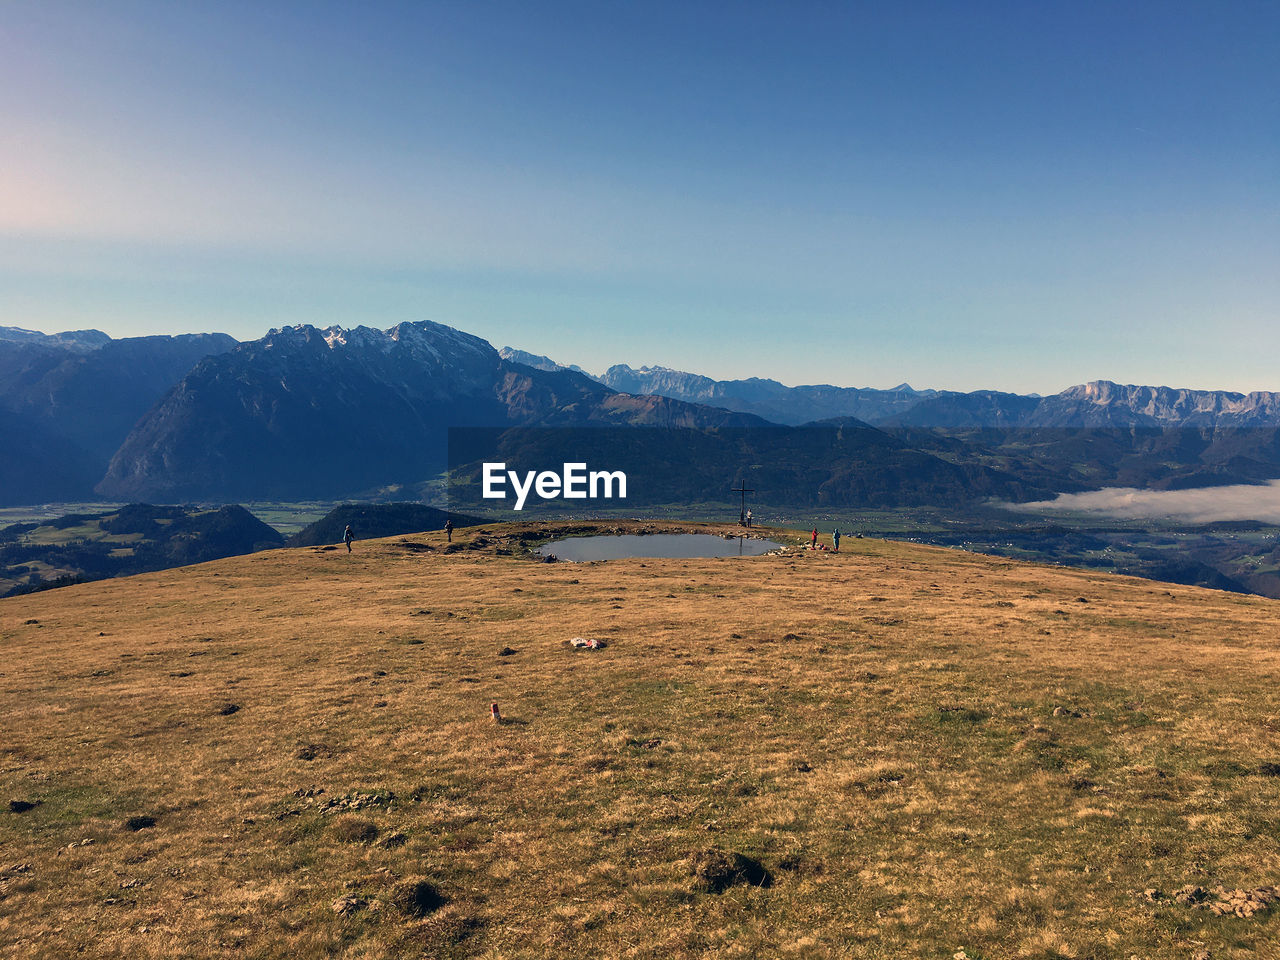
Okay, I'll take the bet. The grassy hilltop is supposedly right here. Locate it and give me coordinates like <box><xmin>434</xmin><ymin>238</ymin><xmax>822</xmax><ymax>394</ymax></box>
<box><xmin>2</xmin><ymin>520</ymin><xmax>1280</xmax><ymax>959</ymax></box>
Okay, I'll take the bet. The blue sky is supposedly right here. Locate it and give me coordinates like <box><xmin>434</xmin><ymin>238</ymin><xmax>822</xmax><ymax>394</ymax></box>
<box><xmin>2</xmin><ymin>1</ymin><xmax>1276</xmax><ymax>392</ymax></box>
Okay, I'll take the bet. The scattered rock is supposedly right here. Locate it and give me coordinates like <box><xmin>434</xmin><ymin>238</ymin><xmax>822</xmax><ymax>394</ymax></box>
<box><xmin>1206</xmin><ymin>885</ymin><xmax>1279</xmax><ymax>918</ymax></box>
<box><xmin>1174</xmin><ymin>885</ymin><xmax>1209</xmax><ymax>906</ymax></box>
<box><xmin>1154</xmin><ymin>882</ymin><xmax>1278</xmax><ymax>918</ymax></box>
<box><xmin>217</xmin><ymin>703</ymin><xmax>240</xmax><ymax>716</ymax></box>
<box><xmin>1191</xmin><ymin>950</ymin><xmax>1211</xmax><ymax>960</ymax></box>
<box><xmin>124</xmin><ymin>815</ymin><xmax>156</xmax><ymax>831</ymax></box>
<box><xmin>320</xmin><ymin>790</ymin><xmax>395</xmax><ymax>813</ymax></box>
<box><xmin>498</xmin><ymin>646</ymin><xmax>517</xmax><ymax>657</ymax></box>
<box><xmin>792</xmin><ymin>760</ymin><xmax>812</xmax><ymax>773</ymax></box>
<box><xmin>391</xmin><ymin>878</ymin><xmax>445</xmax><ymax>917</ymax></box>
<box><xmin>8</xmin><ymin>800</ymin><xmax>38</xmax><ymax>814</ymax></box>
<box><xmin>688</xmin><ymin>848</ymin><xmax>772</xmax><ymax>893</ymax></box>
<box><xmin>569</xmin><ymin>637</ymin><xmax>607</xmax><ymax>650</ymax></box>
<box><xmin>331</xmin><ymin>894</ymin><xmax>366</xmax><ymax>915</ymax></box>
<box><xmin>24</xmin><ymin>619</ymin><xmax>39</xmax><ymax>625</ymax></box>
<box><xmin>1258</xmin><ymin>762</ymin><xmax>1280</xmax><ymax>777</ymax></box>
<box><xmin>1053</xmin><ymin>706</ymin><xmax>1083</xmax><ymax>718</ymax></box>
<box><xmin>1067</xmin><ymin>776</ymin><xmax>1096</xmax><ymax>791</ymax></box>
<box><xmin>1075</xmin><ymin>597</ymin><xmax>1090</xmax><ymax>603</ymax></box>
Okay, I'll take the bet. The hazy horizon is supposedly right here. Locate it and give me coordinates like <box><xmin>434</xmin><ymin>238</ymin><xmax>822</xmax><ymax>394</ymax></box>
<box><xmin>9</xmin><ymin>316</ymin><xmax>1280</xmax><ymax>398</ymax></box>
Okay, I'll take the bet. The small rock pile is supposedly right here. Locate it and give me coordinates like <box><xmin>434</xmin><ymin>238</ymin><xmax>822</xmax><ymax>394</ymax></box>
<box><xmin>320</xmin><ymin>791</ymin><xmax>395</xmax><ymax>814</ymax></box>
<box><xmin>1202</xmin><ymin>886</ymin><xmax>1279</xmax><ymax>918</ymax></box>
<box><xmin>1147</xmin><ymin>884</ymin><xmax>1279</xmax><ymax>918</ymax></box>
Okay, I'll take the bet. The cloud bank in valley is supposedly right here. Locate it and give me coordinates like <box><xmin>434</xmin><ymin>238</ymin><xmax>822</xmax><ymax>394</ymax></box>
<box><xmin>1012</xmin><ymin>480</ymin><xmax>1280</xmax><ymax>525</ymax></box>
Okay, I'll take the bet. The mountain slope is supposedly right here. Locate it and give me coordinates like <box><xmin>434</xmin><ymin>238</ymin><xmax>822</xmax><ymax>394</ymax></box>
<box><xmin>498</xmin><ymin>346</ymin><xmax>592</xmax><ymax>377</ymax></box>
<box><xmin>99</xmin><ymin>323</ymin><xmax>772</xmax><ymax>502</ymax></box>
<box><xmin>0</xmin><ymin>330</ymin><xmax>238</xmax><ymax>504</ymax></box>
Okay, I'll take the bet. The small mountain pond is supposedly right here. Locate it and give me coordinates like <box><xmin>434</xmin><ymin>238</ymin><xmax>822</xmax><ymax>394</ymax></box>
<box><xmin>536</xmin><ymin>533</ymin><xmax>782</xmax><ymax>562</ymax></box>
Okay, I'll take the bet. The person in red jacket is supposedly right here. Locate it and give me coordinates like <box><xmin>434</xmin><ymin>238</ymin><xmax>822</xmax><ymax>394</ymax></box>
<box><xmin>811</xmin><ymin>528</ymin><xmax>818</xmax><ymax>549</ymax></box>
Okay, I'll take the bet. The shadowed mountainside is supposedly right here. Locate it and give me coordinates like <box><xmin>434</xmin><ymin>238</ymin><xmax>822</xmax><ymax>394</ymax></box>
<box><xmin>0</xmin><ymin>328</ymin><xmax>238</xmax><ymax>505</ymax></box>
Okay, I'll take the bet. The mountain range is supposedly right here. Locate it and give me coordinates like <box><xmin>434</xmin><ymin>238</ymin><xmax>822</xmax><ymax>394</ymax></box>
<box><xmin>6</xmin><ymin>321</ymin><xmax>1280</xmax><ymax>507</ymax></box>
<box><xmin>594</xmin><ymin>362</ymin><xmax>1280</xmax><ymax>430</ymax></box>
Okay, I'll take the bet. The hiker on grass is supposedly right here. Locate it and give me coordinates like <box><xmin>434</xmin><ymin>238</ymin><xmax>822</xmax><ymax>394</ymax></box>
<box><xmin>343</xmin><ymin>524</ymin><xmax>354</xmax><ymax>553</ymax></box>
<box><xmin>444</xmin><ymin>519</ymin><xmax>454</xmax><ymax>542</ymax></box>
<box><xmin>811</xmin><ymin>528</ymin><xmax>818</xmax><ymax>549</ymax></box>
<box><xmin>833</xmin><ymin>528</ymin><xmax>841</xmax><ymax>552</ymax></box>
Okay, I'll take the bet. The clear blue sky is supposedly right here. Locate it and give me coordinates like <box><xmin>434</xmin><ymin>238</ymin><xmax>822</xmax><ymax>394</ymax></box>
<box><xmin>2</xmin><ymin>1</ymin><xmax>1276</xmax><ymax>392</ymax></box>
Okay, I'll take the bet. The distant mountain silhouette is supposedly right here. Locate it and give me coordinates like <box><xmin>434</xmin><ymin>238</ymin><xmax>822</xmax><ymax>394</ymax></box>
<box><xmin>0</xmin><ymin>329</ymin><xmax>238</xmax><ymax>505</ymax></box>
<box><xmin>598</xmin><ymin>364</ymin><xmax>939</xmax><ymax>425</ymax></box>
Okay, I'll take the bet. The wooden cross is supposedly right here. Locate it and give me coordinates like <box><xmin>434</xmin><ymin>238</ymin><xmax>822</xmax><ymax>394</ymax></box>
<box><xmin>731</xmin><ymin>483</ymin><xmax>755</xmax><ymax>526</ymax></box>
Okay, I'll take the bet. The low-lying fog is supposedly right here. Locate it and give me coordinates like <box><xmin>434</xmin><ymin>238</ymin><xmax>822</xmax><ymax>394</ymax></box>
<box><xmin>1009</xmin><ymin>479</ymin><xmax>1280</xmax><ymax>524</ymax></box>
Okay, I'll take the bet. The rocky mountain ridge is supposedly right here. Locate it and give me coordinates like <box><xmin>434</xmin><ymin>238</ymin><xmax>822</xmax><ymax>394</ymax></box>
<box><xmin>9</xmin><ymin>320</ymin><xmax>1280</xmax><ymax>507</ymax></box>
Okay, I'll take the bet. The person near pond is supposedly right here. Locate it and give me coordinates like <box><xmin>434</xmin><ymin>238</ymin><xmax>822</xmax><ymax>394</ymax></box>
<box><xmin>811</xmin><ymin>528</ymin><xmax>818</xmax><ymax>549</ymax></box>
<box><xmin>444</xmin><ymin>518</ymin><xmax>454</xmax><ymax>542</ymax></box>
<box><xmin>833</xmin><ymin>528</ymin><xmax>841</xmax><ymax>552</ymax></box>
<box><xmin>343</xmin><ymin>524</ymin><xmax>354</xmax><ymax>553</ymax></box>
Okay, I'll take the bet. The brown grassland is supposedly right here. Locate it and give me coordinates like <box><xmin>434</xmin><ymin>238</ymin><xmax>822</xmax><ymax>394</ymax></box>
<box><xmin>2</xmin><ymin>519</ymin><xmax>1280</xmax><ymax>959</ymax></box>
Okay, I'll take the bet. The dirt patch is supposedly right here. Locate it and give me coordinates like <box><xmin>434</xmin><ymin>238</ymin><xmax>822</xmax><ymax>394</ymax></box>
<box><xmin>331</xmin><ymin>894</ymin><xmax>366</xmax><ymax>915</ymax></box>
<box><xmin>391</xmin><ymin>877</ymin><xmax>445</xmax><ymax>917</ymax></box>
<box><xmin>688</xmin><ymin>848</ymin><xmax>772</xmax><ymax>893</ymax></box>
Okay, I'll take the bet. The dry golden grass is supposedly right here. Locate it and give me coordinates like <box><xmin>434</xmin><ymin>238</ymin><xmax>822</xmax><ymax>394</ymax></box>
<box><xmin>2</xmin><ymin>519</ymin><xmax>1280</xmax><ymax>959</ymax></box>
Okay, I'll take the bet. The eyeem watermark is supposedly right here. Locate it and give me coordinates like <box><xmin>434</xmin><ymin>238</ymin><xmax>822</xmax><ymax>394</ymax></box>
<box><xmin>482</xmin><ymin>462</ymin><xmax>627</xmax><ymax>510</ymax></box>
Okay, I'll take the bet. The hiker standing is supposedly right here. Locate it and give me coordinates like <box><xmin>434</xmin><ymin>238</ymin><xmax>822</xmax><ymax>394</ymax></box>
<box><xmin>746</xmin><ymin>509</ymin><xmax>753</xmax><ymax>527</ymax></box>
<box><xmin>811</xmin><ymin>528</ymin><xmax>818</xmax><ymax>549</ymax></box>
<box><xmin>833</xmin><ymin>528</ymin><xmax>841</xmax><ymax>552</ymax></box>
<box><xmin>343</xmin><ymin>524</ymin><xmax>354</xmax><ymax>553</ymax></box>
<box><xmin>444</xmin><ymin>518</ymin><xmax>454</xmax><ymax>542</ymax></box>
